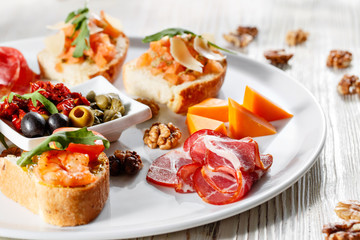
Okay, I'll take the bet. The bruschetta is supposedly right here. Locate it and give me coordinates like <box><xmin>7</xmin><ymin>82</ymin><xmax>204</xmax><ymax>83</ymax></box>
<box><xmin>0</xmin><ymin>128</ymin><xmax>110</xmax><ymax>227</ymax></box>
<box><xmin>122</xmin><ymin>28</ymin><xmax>228</xmax><ymax>113</ymax></box>
<box><xmin>38</xmin><ymin>7</ymin><xmax>129</xmax><ymax>86</ymax></box>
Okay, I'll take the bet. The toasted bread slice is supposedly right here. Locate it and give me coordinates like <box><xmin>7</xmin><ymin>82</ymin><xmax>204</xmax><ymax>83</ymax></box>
<box><xmin>0</xmin><ymin>152</ymin><xmax>109</xmax><ymax>227</ymax></box>
<box><xmin>122</xmin><ymin>59</ymin><xmax>227</xmax><ymax>113</ymax></box>
<box><xmin>38</xmin><ymin>34</ymin><xmax>129</xmax><ymax>86</ymax></box>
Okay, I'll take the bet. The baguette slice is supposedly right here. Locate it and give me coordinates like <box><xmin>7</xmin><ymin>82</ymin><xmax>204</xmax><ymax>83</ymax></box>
<box><xmin>0</xmin><ymin>152</ymin><xmax>109</xmax><ymax>227</ymax></box>
<box><xmin>122</xmin><ymin>59</ymin><xmax>227</xmax><ymax>113</ymax></box>
<box><xmin>38</xmin><ymin>34</ymin><xmax>129</xmax><ymax>86</ymax></box>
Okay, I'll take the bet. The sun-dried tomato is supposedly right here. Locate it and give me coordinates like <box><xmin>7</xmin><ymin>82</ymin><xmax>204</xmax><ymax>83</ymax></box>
<box><xmin>57</xmin><ymin>99</ymin><xmax>76</xmax><ymax>116</ymax></box>
<box><xmin>1</xmin><ymin>80</ymin><xmax>90</xmax><ymax>131</ymax></box>
<box><xmin>11</xmin><ymin>109</ymin><xmax>26</xmax><ymax>132</ymax></box>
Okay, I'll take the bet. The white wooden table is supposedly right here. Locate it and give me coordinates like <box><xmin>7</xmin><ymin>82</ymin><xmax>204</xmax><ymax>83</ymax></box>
<box><xmin>1</xmin><ymin>0</ymin><xmax>359</xmax><ymax>239</ymax></box>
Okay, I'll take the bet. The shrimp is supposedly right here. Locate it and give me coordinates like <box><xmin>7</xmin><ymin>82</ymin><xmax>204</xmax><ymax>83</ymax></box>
<box><xmin>33</xmin><ymin>150</ymin><xmax>97</xmax><ymax>187</ymax></box>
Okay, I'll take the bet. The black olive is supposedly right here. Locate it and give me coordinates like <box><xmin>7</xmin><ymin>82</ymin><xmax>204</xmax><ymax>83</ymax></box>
<box><xmin>47</xmin><ymin>113</ymin><xmax>70</xmax><ymax>133</ymax></box>
<box><xmin>21</xmin><ymin>112</ymin><xmax>46</xmax><ymax>138</ymax></box>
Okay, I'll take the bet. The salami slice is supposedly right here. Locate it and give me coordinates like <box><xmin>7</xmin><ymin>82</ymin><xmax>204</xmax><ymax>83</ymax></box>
<box><xmin>146</xmin><ymin>150</ymin><xmax>192</xmax><ymax>187</ymax></box>
<box><xmin>0</xmin><ymin>47</ymin><xmax>38</xmax><ymax>96</ymax></box>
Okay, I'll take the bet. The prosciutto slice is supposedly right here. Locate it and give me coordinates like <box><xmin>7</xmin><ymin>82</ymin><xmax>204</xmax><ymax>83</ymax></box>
<box><xmin>146</xmin><ymin>150</ymin><xmax>192</xmax><ymax>187</ymax></box>
<box><xmin>146</xmin><ymin>129</ymin><xmax>273</xmax><ymax>205</ymax></box>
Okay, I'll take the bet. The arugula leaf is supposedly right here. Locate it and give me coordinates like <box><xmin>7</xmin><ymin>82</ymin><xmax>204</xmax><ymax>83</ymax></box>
<box><xmin>72</xmin><ymin>19</ymin><xmax>90</xmax><ymax>58</ymax></box>
<box><xmin>142</xmin><ymin>27</ymin><xmax>235</xmax><ymax>54</ymax></box>
<box><xmin>8</xmin><ymin>89</ymin><xmax>58</xmax><ymax>114</ymax></box>
<box><xmin>65</xmin><ymin>6</ymin><xmax>90</xmax><ymax>58</ymax></box>
<box><xmin>17</xmin><ymin>128</ymin><xmax>110</xmax><ymax>167</ymax></box>
<box><xmin>0</xmin><ymin>133</ymin><xmax>9</xmax><ymax>149</ymax></box>
<box><xmin>142</xmin><ymin>28</ymin><xmax>196</xmax><ymax>43</ymax></box>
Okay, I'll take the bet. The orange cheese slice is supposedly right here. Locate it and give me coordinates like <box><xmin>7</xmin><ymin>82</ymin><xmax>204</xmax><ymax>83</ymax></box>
<box><xmin>228</xmin><ymin>98</ymin><xmax>276</xmax><ymax>139</ymax></box>
<box><xmin>187</xmin><ymin>98</ymin><xmax>228</xmax><ymax>122</ymax></box>
<box><xmin>186</xmin><ymin>113</ymin><xmax>227</xmax><ymax>136</ymax></box>
<box><xmin>243</xmin><ymin>86</ymin><xmax>293</xmax><ymax>121</ymax></box>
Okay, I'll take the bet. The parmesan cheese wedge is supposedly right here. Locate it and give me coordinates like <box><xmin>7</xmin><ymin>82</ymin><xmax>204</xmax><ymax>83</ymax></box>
<box><xmin>46</xmin><ymin>21</ymin><xmax>70</xmax><ymax>30</ymax></box>
<box><xmin>194</xmin><ymin>36</ymin><xmax>225</xmax><ymax>61</ymax></box>
<box><xmin>88</xmin><ymin>20</ymin><xmax>103</xmax><ymax>35</ymax></box>
<box><xmin>170</xmin><ymin>37</ymin><xmax>203</xmax><ymax>72</ymax></box>
<box><xmin>44</xmin><ymin>30</ymin><xmax>65</xmax><ymax>57</ymax></box>
<box><xmin>103</xmin><ymin>12</ymin><xmax>123</xmax><ymax>31</ymax></box>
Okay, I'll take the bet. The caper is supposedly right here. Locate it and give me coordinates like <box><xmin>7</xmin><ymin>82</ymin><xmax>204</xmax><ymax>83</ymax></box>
<box><xmin>108</xmin><ymin>93</ymin><xmax>120</xmax><ymax>100</ymax></box>
<box><xmin>110</xmin><ymin>98</ymin><xmax>125</xmax><ymax>115</ymax></box>
<box><xmin>86</xmin><ymin>90</ymin><xmax>96</xmax><ymax>102</ymax></box>
<box><xmin>93</xmin><ymin>116</ymin><xmax>102</xmax><ymax>125</ymax></box>
<box><xmin>103</xmin><ymin>109</ymin><xmax>122</xmax><ymax>122</ymax></box>
<box><xmin>69</xmin><ymin>105</ymin><xmax>95</xmax><ymax>127</ymax></box>
<box><xmin>90</xmin><ymin>102</ymin><xmax>99</xmax><ymax>110</ymax></box>
<box><xmin>95</xmin><ymin>94</ymin><xmax>111</xmax><ymax>110</ymax></box>
<box><xmin>92</xmin><ymin>109</ymin><xmax>104</xmax><ymax>119</ymax></box>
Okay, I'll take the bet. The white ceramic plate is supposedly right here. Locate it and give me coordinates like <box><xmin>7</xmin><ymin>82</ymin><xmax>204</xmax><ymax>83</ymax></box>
<box><xmin>0</xmin><ymin>76</ymin><xmax>152</xmax><ymax>150</ymax></box>
<box><xmin>0</xmin><ymin>37</ymin><xmax>326</xmax><ymax>240</ymax></box>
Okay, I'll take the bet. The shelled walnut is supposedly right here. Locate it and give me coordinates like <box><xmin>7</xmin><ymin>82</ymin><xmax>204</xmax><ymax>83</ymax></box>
<box><xmin>135</xmin><ymin>98</ymin><xmax>160</xmax><ymax>118</ymax></box>
<box><xmin>286</xmin><ymin>29</ymin><xmax>309</xmax><ymax>46</ymax></box>
<box><xmin>337</xmin><ymin>75</ymin><xmax>360</xmax><ymax>95</ymax></box>
<box><xmin>323</xmin><ymin>221</ymin><xmax>360</xmax><ymax>240</ymax></box>
<box><xmin>223</xmin><ymin>26</ymin><xmax>258</xmax><ymax>48</ymax></box>
<box><xmin>323</xmin><ymin>201</ymin><xmax>360</xmax><ymax>239</ymax></box>
<box><xmin>0</xmin><ymin>147</ymin><xmax>21</xmax><ymax>157</ymax></box>
<box><xmin>264</xmin><ymin>49</ymin><xmax>293</xmax><ymax>65</ymax></box>
<box><xmin>327</xmin><ymin>50</ymin><xmax>352</xmax><ymax>69</ymax></box>
<box><xmin>143</xmin><ymin>122</ymin><xmax>182</xmax><ymax>150</ymax></box>
<box><xmin>335</xmin><ymin>201</ymin><xmax>360</xmax><ymax>221</ymax></box>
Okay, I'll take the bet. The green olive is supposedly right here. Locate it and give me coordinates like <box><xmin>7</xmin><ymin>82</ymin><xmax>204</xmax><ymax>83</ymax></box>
<box><xmin>69</xmin><ymin>105</ymin><xmax>95</xmax><ymax>127</ymax></box>
<box><xmin>95</xmin><ymin>94</ymin><xmax>111</xmax><ymax>110</ymax></box>
<box><xmin>86</xmin><ymin>90</ymin><xmax>96</xmax><ymax>102</ymax></box>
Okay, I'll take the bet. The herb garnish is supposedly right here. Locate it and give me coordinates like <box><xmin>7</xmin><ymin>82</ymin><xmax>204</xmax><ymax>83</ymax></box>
<box><xmin>142</xmin><ymin>28</ymin><xmax>235</xmax><ymax>54</ymax></box>
<box><xmin>0</xmin><ymin>133</ymin><xmax>9</xmax><ymax>149</ymax></box>
<box><xmin>17</xmin><ymin>128</ymin><xmax>110</xmax><ymax>167</ymax></box>
<box><xmin>65</xmin><ymin>6</ymin><xmax>90</xmax><ymax>58</ymax></box>
<box><xmin>4</xmin><ymin>89</ymin><xmax>58</xmax><ymax>115</ymax></box>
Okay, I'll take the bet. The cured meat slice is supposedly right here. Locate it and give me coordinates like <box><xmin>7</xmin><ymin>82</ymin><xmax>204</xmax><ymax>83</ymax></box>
<box><xmin>183</xmin><ymin>129</ymin><xmax>226</xmax><ymax>152</ymax></box>
<box><xmin>260</xmin><ymin>154</ymin><xmax>273</xmax><ymax>170</ymax></box>
<box><xmin>0</xmin><ymin>47</ymin><xmax>38</xmax><ymax>96</ymax></box>
<box><xmin>194</xmin><ymin>166</ymin><xmax>256</xmax><ymax>205</ymax></box>
<box><xmin>146</xmin><ymin>150</ymin><xmax>192</xmax><ymax>187</ymax></box>
<box><xmin>175</xmin><ymin>162</ymin><xmax>201</xmax><ymax>193</ymax></box>
<box><xmin>189</xmin><ymin>135</ymin><xmax>261</xmax><ymax>172</ymax></box>
<box><xmin>0</xmin><ymin>50</ymin><xmax>20</xmax><ymax>96</ymax></box>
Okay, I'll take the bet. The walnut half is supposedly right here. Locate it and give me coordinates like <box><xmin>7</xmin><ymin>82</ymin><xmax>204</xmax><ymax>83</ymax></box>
<box><xmin>143</xmin><ymin>122</ymin><xmax>182</xmax><ymax>150</ymax></box>
<box><xmin>335</xmin><ymin>201</ymin><xmax>360</xmax><ymax>221</ymax></box>
<box><xmin>337</xmin><ymin>75</ymin><xmax>360</xmax><ymax>95</ymax></box>
<box><xmin>223</xmin><ymin>26</ymin><xmax>258</xmax><ymax>48</ymax></box>
<box><xmin>264</xmin><ymin>49</ymin><xmax>293</xmax><ymax>65</ymax></box>
<box><xmin>286</xmin><ymin>29</ymin><xmax>309</xmax><ymax>46</ymax></box>
<box><xmin>323</xmin><ymin>221</ymin><xmax>360</xmax><ymax>240</ymax></box>
<box><xmin>327</xmin><ymin>50</ymin><xmax>352</xmax><ymax>69</ymax></box>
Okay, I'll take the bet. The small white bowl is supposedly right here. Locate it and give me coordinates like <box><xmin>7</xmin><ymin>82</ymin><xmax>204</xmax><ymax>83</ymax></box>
<box><xmin>0</xmin><ymin>76</ymin><xmax>152</xmax><ymax>151</ymax></box>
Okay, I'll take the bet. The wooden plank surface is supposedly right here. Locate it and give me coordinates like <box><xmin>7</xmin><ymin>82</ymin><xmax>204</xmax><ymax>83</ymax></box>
<box><xmin>1</xmin><ymin>0</ymin><xmax>359</xmax><ymax>239</ymax></box>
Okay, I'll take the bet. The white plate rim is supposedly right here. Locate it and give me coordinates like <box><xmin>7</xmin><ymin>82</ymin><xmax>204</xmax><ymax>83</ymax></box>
<box><xmin>0</xmin><ymin>37</ymin><xmax>326</xmax><ymax>240</ymax></box>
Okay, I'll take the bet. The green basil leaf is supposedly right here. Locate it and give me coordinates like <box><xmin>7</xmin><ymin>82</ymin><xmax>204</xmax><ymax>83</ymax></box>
<box><xmin>17</xmin><ymin>128</ymin><xmax>110</xmax><ymax>167</ymax></box>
